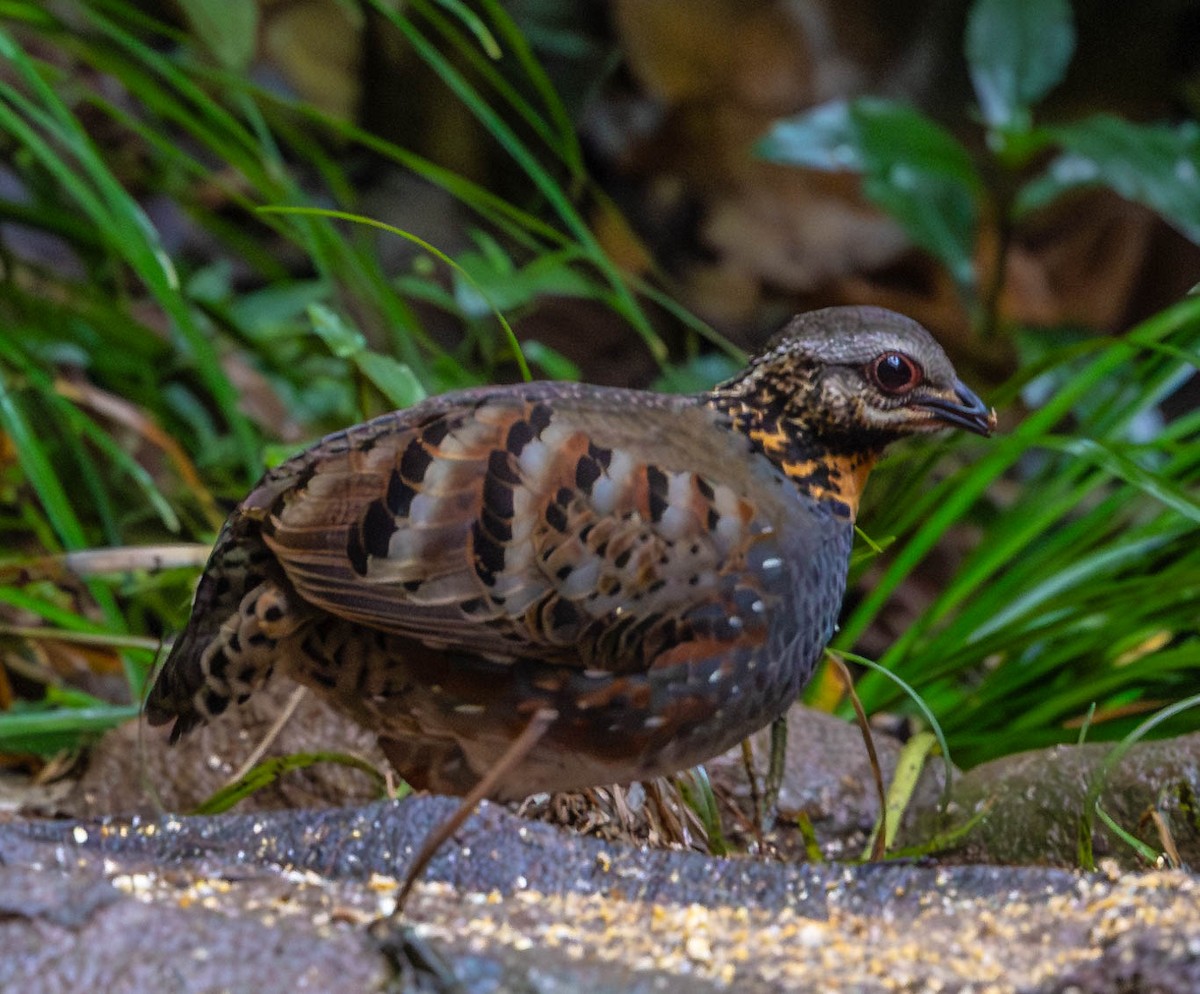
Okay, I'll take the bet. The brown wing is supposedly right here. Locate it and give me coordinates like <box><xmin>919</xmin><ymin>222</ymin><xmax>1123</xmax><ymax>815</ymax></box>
<box><xmin>250</xmin><ymin>384</ymin><xmax>794</xmax><ymax>675</ymax></box>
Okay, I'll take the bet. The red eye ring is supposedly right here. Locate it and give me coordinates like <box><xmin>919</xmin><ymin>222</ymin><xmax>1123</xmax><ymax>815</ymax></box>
<box><xmin>870</xmin><ymin>352</ymin><xmax>922</xmax><ymax>394</ymax></box>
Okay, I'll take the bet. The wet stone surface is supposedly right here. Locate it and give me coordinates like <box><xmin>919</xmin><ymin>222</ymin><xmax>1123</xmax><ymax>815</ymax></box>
<box><xmin>5</xmin><ymin>703</ymin><xmax>1200</xmax><ymax>991</ymax></box>
<box><xmin>3</xmin><ymin>798</ymin><xmax>1200</xmax><ymax>993</ymax></box>
<box><xmin>905</xmin><ymin>733</ymin><xmax>1200</xmax><ymax>868</ymax></box>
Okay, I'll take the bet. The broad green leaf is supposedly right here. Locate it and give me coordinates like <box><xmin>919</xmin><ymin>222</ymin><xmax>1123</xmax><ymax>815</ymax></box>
<box><xmin>759</xmin><ymin>98</ymin><xmax>981</xmax><ymax>188</ymax></box>
<box><xmin>468</xmin><ymin>228</ymin><xmax>516</xmax><ymax>275</ymax></box>
<box><xmin>174</xmin><ymin>0</ymin><xmax>259</xmax><ymax>72</ymax></box>
<box><xmin>862</xmin><ymin>168</ymin><xmax>977</xmax><ymax>289</ymax></box>
<box><xmin>756</xmin><ymin>100</ymin><xmax>867</xmax><ymax>172</ymax></box>
<box><xmin>352</xmin><ymin>351</ymin><xmax>428</xmax><ymax>409</ymax></box>
<box><xmin>1016</xmin><ymin>116</ymin><xmax>1200</xmax><ymax>243</ymax></box>
<box><xmin>852</xmin><ymin>98</ymin><xmax>982</xmax><ymax>191</ymax></box>
<box><xmin>452</xmin><ymin>248</ymin><xmax>595</xmax><ymax>316</ymax></box>
<box><xmin>520</xmin><ymin>339</ymin><xmax>580</xmax><ymax>381</ymax></box>
<box><xmin>965</xmin><ymin>0</ymin><xmax>1075</xmax><ymax>132</ymax></box>
<box><xmin>758</xmin><ymin>98</ymin><xmax>981</xmax><ymax>288</ymax></box>
<box><xmin>516</xmin><ymin>251</ymin><xmax>597</xmax><ymax>299</ymax></box>
<box><xmin>653</xmin><ymin>353</ymin><xmax>742</xmax><ymax>394</ymax></box>
<box><xmin>307</xmin><ymin>302</ymin><xmax>367</xmax><ymax>358</ymax></box>
<box><xmin>229</xmin><ymin>280</ymin><xmax>330</xmax><ymax>336</ymax></box>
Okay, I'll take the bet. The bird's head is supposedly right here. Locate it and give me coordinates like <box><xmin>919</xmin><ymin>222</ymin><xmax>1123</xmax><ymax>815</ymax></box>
<box><xmin>707</xmin><ymin>307</ymin><xmax>995</xmax><ymax>517</ymax></box>
<box><xmin>719</xmin><ymin>306</ymin><xmax>995</xmax><ymax>451</ymax></box>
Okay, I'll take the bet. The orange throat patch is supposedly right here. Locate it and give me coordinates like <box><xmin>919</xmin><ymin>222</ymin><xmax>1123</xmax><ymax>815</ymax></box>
<box><xmin>748</xmin><ymin>427</ymin><xmax>877</xmax><ymax>520</ymax></box>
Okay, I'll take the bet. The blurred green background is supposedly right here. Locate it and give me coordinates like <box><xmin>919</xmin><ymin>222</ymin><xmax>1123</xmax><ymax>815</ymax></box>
<box><xmin>0</xmin><ymin>0</ymin><xmax>1196</xmax><ymax>780</ymax></box>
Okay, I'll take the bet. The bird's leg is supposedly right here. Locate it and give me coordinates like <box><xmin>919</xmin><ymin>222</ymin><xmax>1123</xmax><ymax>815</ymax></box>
<box><xmin>760</xmin><ymin>713</ymin><xmax>789</xmax><ymax>832</ymax></box>
<box><xmin>740</xmin><ymin>739</ymin><xmax>763</xmax><ymax>827</ymax></box>
<box><xmin>392</xmin><ymin>707</ymin><xmax>558</xmax><ymax>912</ymax></box>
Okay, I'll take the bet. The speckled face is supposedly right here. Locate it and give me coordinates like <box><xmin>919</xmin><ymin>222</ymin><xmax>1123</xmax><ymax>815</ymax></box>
<box><xmin>747</xmin><ymin>306</ymin><xmax>995</xmax><ymax>446</ymax></box>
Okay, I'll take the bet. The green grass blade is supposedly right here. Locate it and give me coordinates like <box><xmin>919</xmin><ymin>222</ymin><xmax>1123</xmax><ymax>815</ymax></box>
<box><xmin>261</xmin><ymin>206</ymin><xmax>533</xmax><ymax>381</ymax></box>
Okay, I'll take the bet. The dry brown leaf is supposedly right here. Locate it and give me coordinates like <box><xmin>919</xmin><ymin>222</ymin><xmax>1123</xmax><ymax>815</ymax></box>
<box><xmin>614</xmin><ymin>0</ymin><xmax>815</xmax><ymax>108</ymax></box>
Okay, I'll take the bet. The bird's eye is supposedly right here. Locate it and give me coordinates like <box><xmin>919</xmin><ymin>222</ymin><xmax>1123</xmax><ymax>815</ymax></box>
<box><xmin>870</xmin><ymin>352</ymin><xmax>922</xmax><ymax>394</ymax></box>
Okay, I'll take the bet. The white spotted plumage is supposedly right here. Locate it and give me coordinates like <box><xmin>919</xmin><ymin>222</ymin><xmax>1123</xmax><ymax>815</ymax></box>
<box><xmin>147</xmin><ymin>307</ymin><xmax>993</xmax><ymax>799</ymax></box>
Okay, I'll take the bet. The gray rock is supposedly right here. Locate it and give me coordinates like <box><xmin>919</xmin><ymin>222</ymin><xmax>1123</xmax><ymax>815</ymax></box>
<box><xmin>709</xmin><ymin>704</ymin><xmax>950</xmax><ymax>857</ymax></box>
<box><xmin>905</xmin><ymin>733</ymin><xmax>1200</xmax><ymax>867</ymax></box>
<box><xmin>54</xmin><ymin>682</ymin><xmax>387</xmax><ymax>818</ymax></box>
<box><xmin>3</xmin><ymin>799</ymin><xmax>1199</xmax><ymax>994</ymax></box>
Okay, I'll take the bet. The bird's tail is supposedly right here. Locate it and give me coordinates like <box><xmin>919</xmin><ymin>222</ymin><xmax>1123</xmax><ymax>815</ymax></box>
<box><xmin>144</xmin><ymin>513</ymin><xmax>307</xmax><ymax>742</ymax></box>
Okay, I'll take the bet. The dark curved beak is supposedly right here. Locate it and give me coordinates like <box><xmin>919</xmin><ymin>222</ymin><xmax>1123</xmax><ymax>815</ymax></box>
<box><xmin>918</xmin><ymin>380</ymin><xmax>996</xmax><ymax>436</ymax></box>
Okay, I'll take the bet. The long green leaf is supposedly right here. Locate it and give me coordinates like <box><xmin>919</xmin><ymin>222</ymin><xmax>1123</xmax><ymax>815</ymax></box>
<box><xmin>965</xmin><ymin>0</ymin><xmax>1075</xmax><ymax>133</ymax></box>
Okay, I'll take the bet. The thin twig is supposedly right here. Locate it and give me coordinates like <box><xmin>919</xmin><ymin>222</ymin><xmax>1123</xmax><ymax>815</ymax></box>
<box><xmin>393</xmin><ymin>708</ymin><xmax>557</xmax><ymax>911</ymax></box>
<box><xmin>829</xmin><ymin>655</ymin><xmax>887</xmax><ymax>861</ymax></box>
<box><xmin>0</xmin><ymin>624</ymin><xmax>163</xmax><ymax>651</ymax></box>
<box><xmin>226</xmin><ymin>685</ymin><xmax>309</xmax><ymax>785</ymax></box>
<box><xmin>0</xmin><ymin>544</ymin><xmax>212</xmax><ymax>585</ymax></box>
